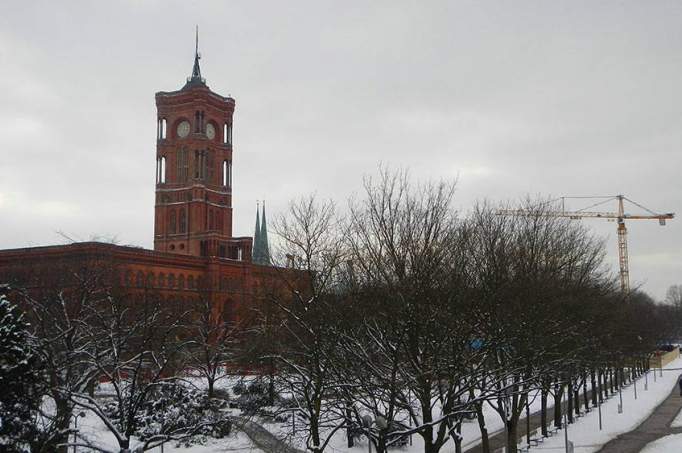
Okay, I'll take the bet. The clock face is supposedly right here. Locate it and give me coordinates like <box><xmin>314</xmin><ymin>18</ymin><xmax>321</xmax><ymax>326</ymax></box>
<box><xmin>206</xmin><ymin>123</ymin><xmax>216</xmax><ymax>140</ymax></box>
<box><xmin>177</xmin><ymin>121</ymin><xmax>190</xmax><ymax>138</ymax></box>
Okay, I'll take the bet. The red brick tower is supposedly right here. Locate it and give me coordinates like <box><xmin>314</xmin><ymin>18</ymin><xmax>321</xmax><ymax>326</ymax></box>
<box><xmin>154</xmin><ymin>33</ymin><xmax>252</xmax><ymax>260</ymax></box>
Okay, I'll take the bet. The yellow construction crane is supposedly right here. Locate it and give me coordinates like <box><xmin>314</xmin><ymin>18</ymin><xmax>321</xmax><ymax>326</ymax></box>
<box><xmin>497</xmin><ymin>195</ymin><xmax>674</xmax><ymax>293</ymax></box>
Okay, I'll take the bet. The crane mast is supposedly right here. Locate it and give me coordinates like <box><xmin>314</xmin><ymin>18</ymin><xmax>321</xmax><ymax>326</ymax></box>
<box><xmin>497</xmin><ymin>195</ymin><xmax>674</xmax><ymax>294</ymax></box>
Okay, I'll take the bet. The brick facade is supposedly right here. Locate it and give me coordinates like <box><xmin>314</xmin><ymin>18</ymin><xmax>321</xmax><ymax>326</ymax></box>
<box><xmin>0</xmin><ymin>48</ymin><xmax>280</xmax><ymax>321</ymax></box>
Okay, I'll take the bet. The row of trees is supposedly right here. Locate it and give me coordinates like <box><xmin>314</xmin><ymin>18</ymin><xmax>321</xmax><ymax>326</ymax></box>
<box><xmin>1</xmin><ymin>169</ymin><xmax>679</xmax><ymax>453</ymax></box>
<box><xmin>259</xmin><ymin>170</ymin><xmax>681</xmax><ymax>453</ymax></box>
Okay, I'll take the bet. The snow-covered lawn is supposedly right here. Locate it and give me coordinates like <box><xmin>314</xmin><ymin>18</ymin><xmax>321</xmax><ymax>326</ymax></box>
<box><xmin>72</xmin><ymin>360</ymin><xmax>682</xmax><ymax>453</ymax></box>
<box><xmin>75</xmin><ymin>407</ymin><xmax>263</xmax><ymax>452</ymax></box>
<box><xmin>527</xmin><ymin>358</ymin><xmax>682</xmax><ymax>453</ymax></box>
<box><xmin>641</xmin><ymin>433</ymin><xmax>682</xmax><ymax>452</ymax></box>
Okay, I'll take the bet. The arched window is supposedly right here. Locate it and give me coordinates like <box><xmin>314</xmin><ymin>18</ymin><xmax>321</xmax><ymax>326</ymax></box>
<box><xmin>179</xmin><ymin>209</ymin><xmax>186</xmax><ymax>233</ymax></box>
<box><xmin>169</xmin><ymin>210</ymin><xmax>177</xmax><ymax>234</ymax></box>
<box><xmin>195</xmin><ymin>150</ymin><xmax>207</xmax><ymax>179</ymax></box>
<box><xmin>158</xmin><ymin>118</ymin><xmax>167</xmax><ymax>140</ymax></box>
<box><xmin>146</xmin><ymin>272</ymin><xmax>155</xmax><ymax>288</ymax></box>
<box><xmin>168</xmin><ymin>273</ymin><xmax>176</xmax><ymax>289</ymax></box>
<box><xmin>223</xmin><ymin>123</ymin><xmax>232</xmax><ymax>145</ymax></box>
<box><xmin>178</xmin><ymin>274</ymin><xmax>185</xmax><ymax>290</ymax></box>
<box><xmin>136</xmin><ymin>271</ymin><xmax>144</xmax><ymax>288</ymax></box>
<box><xmin>160</xmin><ymin>156</ymin><xmax>166</xmax><ymax>184</ymax></box>
<box><xmin>188</xmin><ymin>275</ymin><xmax>195</xmax><ymax>289</ymax></box>
<box><xmin>209</xmin><ymin>210</ymin><xmax>214</xmax><ymax>230</ymax></box>
<box><xmin>177</xmin><ymin>147</ymin><xmax>189</xmax><ymax>182</ymax></box>
<box><xmin>222</xmin><ymin>160</ymin><xmax>231</xmax><ymax>187</ymax></box>
<box><xmin>158</xmin><ymin>273</ymin><xmax>166</xmax><ymax>288</ymax></box>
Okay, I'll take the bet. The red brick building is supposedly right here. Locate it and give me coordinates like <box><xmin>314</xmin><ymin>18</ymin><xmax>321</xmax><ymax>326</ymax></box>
<box><xmin>0</xmin><ymin>43</ymin><xmax>277</xmax><ymax>319</ymax></box>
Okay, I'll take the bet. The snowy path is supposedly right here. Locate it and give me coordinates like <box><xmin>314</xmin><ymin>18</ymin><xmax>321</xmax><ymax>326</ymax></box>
<box><xmin>464</xmin><ymin>366</ymin><xmax>682</xmax><ymax>453</ymax></box>
<box><xmin>597</xmin><ymin>381</ymin><xmax>682</xmax><ymax>453</ymax></box>
<box><xmin>231</xmin><ymin>416</ymin><xmax>306</xmax><ymax>453</ymax></box>
<box><xmin>524</xmin><ymin>360</ymin><xmax>682</xmax><ymax>453</ymax></box>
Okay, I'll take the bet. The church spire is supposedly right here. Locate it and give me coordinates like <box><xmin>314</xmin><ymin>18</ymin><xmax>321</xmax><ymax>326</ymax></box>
<box><xmin>254</xmin><ymin>200</ymin><xmax>261</xmax><ymax>256</ymax></box>
<box><xmin>252</xmin><ymin>200</ymin><xmax>271</xmax><ymax>265</ymax></box>
<box><xmin>260</xmin><ymin>201</ymin><xmax>271</xmax><ymax>265</ymax></box>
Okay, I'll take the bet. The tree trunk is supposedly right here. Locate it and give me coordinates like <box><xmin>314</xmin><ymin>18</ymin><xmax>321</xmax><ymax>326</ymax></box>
<box><xmin>207</xmin><ymin>377</ymin><xmax>215</xmax><ymax>399</ymax></box>
<box><xmin>567</xmin><ymin>379</ymin><xmax>574</xmax><ymax>424</ymax></box>
<box><xmin>541</xmin><ymin>387</ymin><xmax>548</xmax><ymax>437</ymax></box>
<box><xmin>454</xmin><ymin>421</ymin><xmax>463</xmax><ymax>453</ymax></box>
<box><xmin>583</xmin><ymin>374</ymin><xmax>590</xmax><ymax>412</ymax></box>
<box><xmin>267</xmin><ymin>374</ymin><xmax>276</xmax><ymax>406</ymax></box>
<box><xmin>506</xmin><ymin>419</ymin><xmax>519</xmax><ymax>453</ymax></box>
<box><xmin>591</xmin><ymin>369</ymin><xmax>598</xmax><ymax>407</ymax></box>
<box><xmin>54</xmin><ymin>396</ymin><xmax>72</xmax><ymax>453</ymax></box>
<box><xmin>553</xmin><ymin>384</ymin><xmax>563</xmax><ymax>429</ymax></box>
<box><xmin>346</xmin><ymin>403</ymin><xmax>354</xmax><ymax>448</ymax></box>
<box><xmin>473</xmin><ymin>396</ymin><xmax>490</xmax><ymax>453</ymax></box>
<box><xmin>574</xmin><ymin>385</ymin><xmax>581</xmax><ymax>416</ymax></box>
<box><xmin>469</xmin><ymin>385</ymin><xmax>489</xmax><ymax>453</ymax></box>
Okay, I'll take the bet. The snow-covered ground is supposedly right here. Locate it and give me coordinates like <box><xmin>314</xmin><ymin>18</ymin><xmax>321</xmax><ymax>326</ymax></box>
<box><xmin>76</xmin><ymin>410</ymin><xmax>261</xmax><ymax>452</ymax></box>
<box><xmin>72</xmin><ymin>359</ymin><xmax>682</xmax><ymax>452</ymax></box>
<box><xmin>527</xmin><ymin>358</ymin><xmax>682</xmax><ymax>453</ymax></box>
<box><xmin>73</xmin><ymin>375</ymin><xmax>267</xmax><ymax>452</ymax></box>
<box><xmin>641</xmin><ymin>433</ymin><xmax>682</xmax><ymax>452</ymax></box>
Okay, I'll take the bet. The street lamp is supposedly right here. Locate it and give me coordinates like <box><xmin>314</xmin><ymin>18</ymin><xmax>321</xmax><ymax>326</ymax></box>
<box><xmin>71</xmin><ymin>411</ymin><xmax>86</xmax><ymax>453</ymax></box>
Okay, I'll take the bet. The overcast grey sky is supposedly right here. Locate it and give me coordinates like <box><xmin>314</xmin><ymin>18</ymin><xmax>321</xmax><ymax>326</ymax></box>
<box><xmin>1</xmin><ymin>1</ymin><xmax>680</xmax><ymax>299</ymax></box>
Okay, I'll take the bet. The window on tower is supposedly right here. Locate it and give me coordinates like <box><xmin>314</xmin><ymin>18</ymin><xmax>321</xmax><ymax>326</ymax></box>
<box><xmin>160</xmin><ymin>156</ymin><xmax>166</xmax><ymax>183</ymax></box>
<box><xmin>222</xmin><ymin>160</ymin><xmax>232</xmax><ymax>188</ymax></box>
<box><xmin>223</xmin><ymin>123</ymin><xmax>232</xmax><ymax>145</ymax></box>
<box><xmin>158</xmin><ymin>118</ymin><xmax>167</xmax><ymax>140</ymax></box>
<box><xmin>169</xmin><ymin>209</ymin><xmax>177</xmax><ymax>234</ymax></box>
<box><xmin>178</xmin><ymin>148</ymin><xmax>189</xmax><ymax>182</ymax></box>
<box><xmin>179</xmin><ymin>209</ymin><xmax>187</xmax><ymax>233</ymax></box>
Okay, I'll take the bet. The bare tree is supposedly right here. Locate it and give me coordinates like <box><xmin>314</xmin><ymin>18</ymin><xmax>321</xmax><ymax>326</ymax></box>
<box><xmin>65</xmin><ymin>290</ymin><xmax>198</xmax><ymax>452</ymax></box>
<box><xmin>344</xmin><ymin>169</ymin><xmax>486</xmax><ymax>453</ymax></box>
<box><xmin>665</xmin><ymin>284</ymin><xmax>682</xmax><ymax>307</ymax></box>
<box><xmin>266</xmin><ymin>195</ymin><xmax>349</xmax><ymax>453</ymax></box>
<box><xmin>183</xmin><ymin>297</ymin><xmax>241</xmax><ymax>399</ymax></box>
<box><xmin>15</xmin><ymin>259</ymin><xmax>117</xmax><ymax>452</ymax></box>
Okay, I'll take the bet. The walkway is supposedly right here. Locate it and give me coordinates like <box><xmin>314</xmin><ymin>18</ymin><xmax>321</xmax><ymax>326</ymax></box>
<box><xmin>230</xmin><ymin>416</ymin><xmax>306</xmax><ymax>453</ymax></box>
<box><xmin>465</xmin><ymin>398</ymin><xmax>574</xmax><ymax>453</ymax></box>
<box><xmin>596</xmin><ymin>384</ymin><xmax>682</xmax><ymax>453</ymax></box>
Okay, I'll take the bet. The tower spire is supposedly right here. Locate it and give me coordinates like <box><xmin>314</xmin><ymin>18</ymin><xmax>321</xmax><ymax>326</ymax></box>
<box><xmin>252</xmin><ymin>200</ymin><xmax>271</xmax><ymax>265</ymax></box>
<box><xmin>186</xmin><ymin>25</ymin><xmax>206</xmax><ymax>87</ymax></box>
<box><xmin>260</xmin><ymin>201</ymin><xmax>270</xmax><ymax>265</ymax></box>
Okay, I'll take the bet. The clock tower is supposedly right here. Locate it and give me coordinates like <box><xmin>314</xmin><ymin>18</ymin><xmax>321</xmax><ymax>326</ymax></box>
<box><xmin>154</xmin><ymin>34</ymin><xmax>252</xmax><ymax>261</ymax></box>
